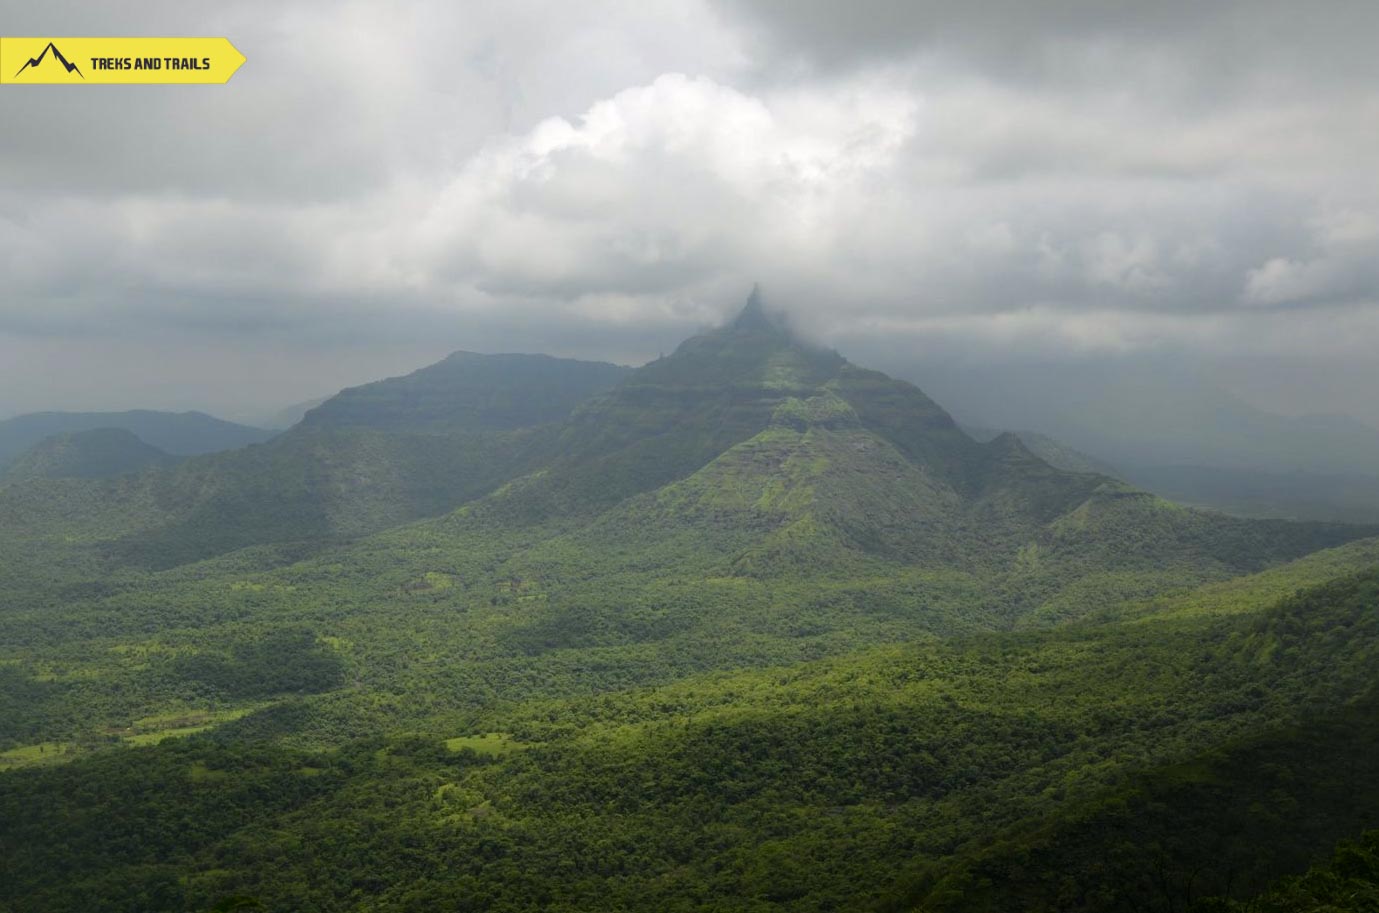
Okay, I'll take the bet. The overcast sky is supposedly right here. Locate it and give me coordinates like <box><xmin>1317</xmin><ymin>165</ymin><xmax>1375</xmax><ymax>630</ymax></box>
<box><xmin>2</xmin><ymin>0</ymin><xmax>1377</xmax><ymax>426</ymax></box>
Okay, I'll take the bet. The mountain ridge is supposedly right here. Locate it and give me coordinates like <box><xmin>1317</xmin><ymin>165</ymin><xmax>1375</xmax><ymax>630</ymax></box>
<box><xmin>300</xmin><ymin>350</ymin><xmax>631</xmax><ymax>433</ymax></box>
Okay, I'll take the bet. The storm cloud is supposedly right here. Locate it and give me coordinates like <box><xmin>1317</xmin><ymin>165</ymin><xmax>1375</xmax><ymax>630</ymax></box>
<box><xmin>1</xmin><ymin>0</ymin><xmax>1377</xmax><ymax>425</ymax></box>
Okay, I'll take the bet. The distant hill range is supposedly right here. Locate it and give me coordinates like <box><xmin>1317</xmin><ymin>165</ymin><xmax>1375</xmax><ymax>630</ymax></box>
<box><xmin>2</xmin><ymin>292</ymin><xmax>1366</xmax><ymax>587</ymax></box>
<box><xmin>963</xmin><ymin>426</ymin><xmax>1122</xmax><ymax>478</ymax></box>
<box><xmin>1</xmin><ymin>428</ymin><xmax>179</xmax><ymax>482</ymax></box>
<box><xmin>0</xmin><ymin>410</ymin><xmax>274</xmax><ymax>468</ymax></box>
<box><xmin>0</xmin><ymin>351</ymin><xmax>637</xmax><ymax>569</ymax></box>
<box><xmin>299</xmin><ymin>351</ymin><xmax>630</xmax><ymax>432</ymax></box>
<box><xmin>1121</xmin><ymin>463</ymin><xmax>1379</xmax><ymax>525</ymax></box>
<box><xmin>963</xmin><ymin>424</ymin><xmax>1379</xmax><ymax>524</ymax></box>
<box><xmin>918</xmin><ymin>359</ymin><xmax>1379</xmax><ymax>479</ymax></box>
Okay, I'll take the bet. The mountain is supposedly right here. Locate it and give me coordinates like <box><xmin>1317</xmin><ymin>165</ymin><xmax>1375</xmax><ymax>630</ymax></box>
<box><xmin>12</xmin><ymin>42</ymin><xmax>83</xmax><ymax>78</ymax></box>
<box><xmin>465</xmin><ymin>291</ymin><xmax>1099</xmax><ymax>529</ymax></box>
<box><xmin>0</xmin><ymin>424</ymin><xmax>560</xmax><ymax>577</ymax></box>
<box><xmin>963</xmin><ymin>425</ymin><xmax>1122</xmax><ymax>477</ymax></box>
<box><xmin>2</xmin><ymin>294</ymin><xmax>1379</xmax><ymax>913</ymax></box>
<box><xmin>442</xmin><ymin>295</ymin><xmax>1363</xmax><ymax>613</ymax></box>
<box><xmin>1</xmin><ymin>428</ymin><xmax>178</xmax><ymax>482</ymax></box>
<box><xmin>1</xmin><ymin>294</ymin><xmax>1368</xmax><ymax>591</ymax></box>
<box><xmin>300</xmin><ymin>351</ymin><xmax>630</xmax><ymax>432</ymax></box>
<box><xmin>0</xmin><ymin>354</ymin><xmax>633</xmax><ymax>573</ymax></box>
<box><xmin>0</xmin><ymin>410</ymin><xmax>274</xmax><ymax>468</ymax></box>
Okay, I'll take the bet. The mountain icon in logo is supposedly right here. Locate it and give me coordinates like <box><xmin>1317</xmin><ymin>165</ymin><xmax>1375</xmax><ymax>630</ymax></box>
<box><xmin>14</xmin><ymin>42</ymin><xmax>84</xmax><ymax>79</ymax></box>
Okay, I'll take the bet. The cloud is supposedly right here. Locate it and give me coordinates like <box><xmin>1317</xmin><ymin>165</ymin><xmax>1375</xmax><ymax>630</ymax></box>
<box><xmin>1244</xmin><ymin>210</ymin><xmax>1379</xmax><ymax>308</ymax></box>
<box><xmin>0</xmin><ymin>0</ymin><xmax>1377</xmax><ymax>425</ymax></box>
<box><xmin>405</xmin><ymin>73</ymin><xmax>919</xmax><ymax>302</ymax></box>
<box><xmin>712</xmin><ymin>0</ymin><xmax>1379</xmax><ymax>97</ymax></box>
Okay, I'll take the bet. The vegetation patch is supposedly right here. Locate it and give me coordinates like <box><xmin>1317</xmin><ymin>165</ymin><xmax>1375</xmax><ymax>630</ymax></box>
<box><xmin>443</xmin><ymin>732</ymin><xmax>527</xmax><ymax>757</ymax></box>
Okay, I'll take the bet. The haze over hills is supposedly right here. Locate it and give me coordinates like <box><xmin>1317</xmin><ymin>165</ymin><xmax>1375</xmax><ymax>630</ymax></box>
<box><xmin>1</xmin><ymin>294</ymin><xmax>1378</xmax><ymax>912</ymax></box>
<box><xmin>468</xmin><ymin>290</ymin><xmax>1104</xmax><ymax>528</ymax></box>
<box><xmin>258</xmin><ymin>396</ymin><xmax>329</xmax><ymax>431</ymax></box>
<box><xmin>0</xmin><ymin>410</ymin><xmax>274</xmax><ymax>468</ymax></box>
<box><xmin>915</xmin><ymin>361</ymin><xmax>1379</xmax><ymax>479</ymax></box>
<box><xmin>0</xmin><ymin>428</ymin><xmax>179</xmax><ymax>482</ymax></box>
<box><xmin>963</xmin><ymin>426</ymin><xmax>1122</xmax><ymax>478</ymax></box>
<box><xmin>962</xmin><ymin>424</ymin><xmax>1379</xmax><ymax>525</ymax></box>
<box><xmin>1121</xmin><ymin>464</ymin><xmax>1379</xmax><ymax>525</ymax></box>
<box><xmin>945</xmin><ymin>371</ymin><xmax>1379</xmax><ymax>524</ymax></box>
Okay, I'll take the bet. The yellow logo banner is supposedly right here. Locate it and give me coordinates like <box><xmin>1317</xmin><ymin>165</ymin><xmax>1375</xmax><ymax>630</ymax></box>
<box><xmin>0</xmin><ymin>37</ymin><xmax>244</xmax><ymax>84</ymax></box>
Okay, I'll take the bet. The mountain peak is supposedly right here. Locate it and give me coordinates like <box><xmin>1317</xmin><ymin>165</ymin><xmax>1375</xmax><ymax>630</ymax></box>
<box><xmin>731</xmin><ymin>284</ymin><xmax>783</xmax><ymax>334</ymax></box>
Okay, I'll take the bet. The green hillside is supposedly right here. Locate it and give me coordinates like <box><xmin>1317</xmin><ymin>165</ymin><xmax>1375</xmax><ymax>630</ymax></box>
<box><xmin>1</xmin><ymin>295</ymin><xmax>1377</xmax><ymax>912</ymax></box>
<box><xmin>0</xmin><ymin>352</ymin><xmax>631</xmax><ymax>577</ymax></box>
<box><xmin>0</xmin><ymin>424</ymin><xmax>558</xmax><ymax>580</ymax></box>
<box><xmin>900</xmin><ymin>570</ymin><xmax>1379</xmax><ymax>913</ymax></box>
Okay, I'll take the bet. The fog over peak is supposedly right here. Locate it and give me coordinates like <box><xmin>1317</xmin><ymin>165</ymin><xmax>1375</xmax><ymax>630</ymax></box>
<box><xmin>1</xmin><ymin>0</ymin><xmax>1377</xmax><ymax>428</ymax></box>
